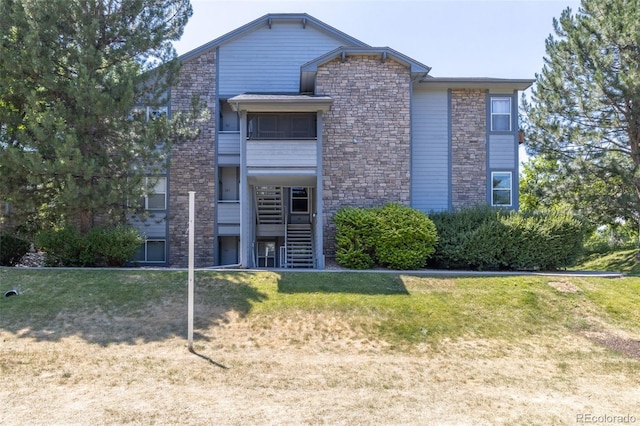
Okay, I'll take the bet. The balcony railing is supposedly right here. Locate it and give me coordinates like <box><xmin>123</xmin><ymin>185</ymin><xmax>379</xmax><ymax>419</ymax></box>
<box><xmin>246</xmin><ymin>139</ymin><xmax>317</xmax><ymax>168</ymax></box>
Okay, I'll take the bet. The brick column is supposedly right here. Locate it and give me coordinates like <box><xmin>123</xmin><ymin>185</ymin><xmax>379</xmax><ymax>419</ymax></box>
<box><xmin>168</xmin><ymin>50</ymin><xmax>217</xmax><ymax>267</ymax></box>
<box><xmin>450</xmin><ymin>89</ymin><xmax>487</xmax><ymax>209</ymax></box>
<box><xmin>317</xmin><ymin>56</ymin><xmax>411</xmax><ymax>258</ymax></box>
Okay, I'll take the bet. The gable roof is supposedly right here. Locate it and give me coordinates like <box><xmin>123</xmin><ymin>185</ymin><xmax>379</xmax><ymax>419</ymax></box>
<box><xmin>179</xmin><ymin>13</ymin><xmax>369</xmax><ymax>63</ymax></box>
<box><xmin>300</xmin><ymin>46</ymin><xmax>431</xmax><ymax>92</ymax></box>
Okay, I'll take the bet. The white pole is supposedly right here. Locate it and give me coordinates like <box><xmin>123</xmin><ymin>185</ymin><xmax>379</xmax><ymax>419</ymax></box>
<box><xmin>187</xmin><ymin>191</ymin><xmax>195</xmax><ymax>352</ymax></box>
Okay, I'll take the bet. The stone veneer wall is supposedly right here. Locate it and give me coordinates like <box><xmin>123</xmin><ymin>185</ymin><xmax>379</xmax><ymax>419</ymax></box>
<box><xmin>168</xmin><ymin>50</ymin><xmax>217</xmax><ymax>267</ymax></box>
<box><xmin>450</xmin><ymin>89</ymin><xmax>487</xmax><ymax>208</ymax></box>
<box><xmin>316</xmin><ymin>56</ymin><xmax>411</xmax><ymax>258</ymax></box>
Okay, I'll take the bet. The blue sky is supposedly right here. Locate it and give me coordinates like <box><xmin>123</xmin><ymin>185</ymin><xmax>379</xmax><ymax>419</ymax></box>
<box><xmin>174</xmin><ymin>0</ymin><xmax>581</xmax><ymax>80</ymax></box>
<box><xmin>173</xmin><ymin>0</ymin><xmax>582</xmax><ymax>166</ymax></box>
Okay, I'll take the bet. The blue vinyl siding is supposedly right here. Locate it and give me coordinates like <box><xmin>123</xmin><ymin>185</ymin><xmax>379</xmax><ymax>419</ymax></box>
<box><xmin>489</xmin><ymin>134</ymin><xmax>516</xmax><ymax>169</ymax></box>
<box><xmin>129</xmin><ymin>213</ymin><xmax>167</xmax><ymax>238</ymax></box>
<box><xmin>218</xmin><ymin>21</ymin><xmax>350</xmax><ymax>94</ymax></box>
<box><xmin>411</xmin><ymin>87</ymin><xmax>450</xmax><ymax>212</ymax></box>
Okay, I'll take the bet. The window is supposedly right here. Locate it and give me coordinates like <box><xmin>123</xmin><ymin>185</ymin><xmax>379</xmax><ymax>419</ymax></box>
<box><xmin>257</xmin><ymin>241</ymin><xmax>276</xmax><ymax>267</ymax></box>
<box><xmin>147</xmin><ymin>107</ymin><xmax>168</xmax><ymax>121</ymax></box>
<box><xmin>247</xmin><ymin>113</ymin><xmax>317</xmax><ymax>139</ymax></box>
<box><xmin>491</xmin><ymin>97</ymin><xmax>511</xmax><ymax>132</ymax></box>
<box><xmin>291</xmin><ymin>187</ymin><xmax>309</xmax><ymax>213</ymax></box>
<box><xmin>141</xmin><ymin>177</ymin><xmax>167</xmax><ymax>210</ymax></box>
<box><xmin>130</xmin><ymin>106</ymin><xmax>168</xmax><ymax>121</ymax></box>
<box><xmin>491</xmin><ymin>172</ymin><xmax>512</xmax><ymax>206</ymax></box>
<box><xmin>132</xmin><ymin>240</ymin><xmax>166</xmax><ymax>263</ymax></box>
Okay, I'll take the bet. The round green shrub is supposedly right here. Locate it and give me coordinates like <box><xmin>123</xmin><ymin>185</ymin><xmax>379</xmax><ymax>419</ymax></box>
<box><xmin>87</xmin><ymin>226</ymin><xmax>143</xmax><ymax>266</ymax></box>
<box><xmin>372</xmin><ymin>203</ymin><xmax>438</xmax><ymax>270</ymax></box>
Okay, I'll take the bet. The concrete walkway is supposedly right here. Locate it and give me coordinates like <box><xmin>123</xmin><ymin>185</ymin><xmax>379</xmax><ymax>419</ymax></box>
<box><xmin>206</xmin><ymin>266</ymin><xmax>625</xmax><ymax>278</ymax></box>
<box><xmin>3</xmin><ymin>265</ymin><xmax>625</xmax><ymax>278</ymax></box>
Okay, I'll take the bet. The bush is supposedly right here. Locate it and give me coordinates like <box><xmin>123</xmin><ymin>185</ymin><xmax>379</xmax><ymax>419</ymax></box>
<box><xmin>36</xmin><ymin>227</ymin><xmax>90</xmax><ymax>266</ymax></box>
<box><xmin>334</xmin><ymin>203</ymin><xmax>438</xmax><ymax>270</ymax></box>
<box><xmin>0</xmin><ymin>234</ymin><xmax>31</xmax><ymax>266</ymax></box>
<box><xmin>372</xmin><ymin>203</ymin><xmax>438</xmax><ymax>270</ymax></box>
<box><xmin>429</xmin><ymin>205</ymin><xmax>500</xmax><ymax>269</ymax></box>
<box><xmin>458</xmin><ymin>218</ymin><xmax>511</xmax><ymax>270</ymax></box>
<box><xmin>502</xmin><ymin>210</ymin><xmax>586</xmax><ymax>270</ymax></box>
<box><xmin>429</xmin><ymin>206</ymin><xmax>587</xmax><ymax>271</ymax></box>
<box><xmin>334</xmin><ymin>207</ymin><xmax>377</xmax><ymax>269</ymax></box>
<box><xmin>36</xmin><ymin>225</ymin><xmax>143</xmax><ymax>267</ymax></box>
<box><xmin>87</xmin><ymin>226</ymin><xmax>144</xmax><ymax>266</ymax></box>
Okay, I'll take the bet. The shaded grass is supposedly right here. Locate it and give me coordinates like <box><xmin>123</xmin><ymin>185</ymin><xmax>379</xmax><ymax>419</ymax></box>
<box><xmin>0</xmin><ymin>269</ymin><xmax>266</xmax><ymax>344</ymax></box>
<box><xmin>1</xmin><ymin>268</ymin><xmax>639</xmax><ymax>351</ymax></box>
<box><xmin>574</xmin><ymin>249</ymin><xmax>640</xmax><ymax>275</ymax></box>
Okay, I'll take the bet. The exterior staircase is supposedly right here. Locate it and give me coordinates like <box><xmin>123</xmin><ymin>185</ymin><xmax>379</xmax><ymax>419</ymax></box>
<box><xmin>285</xmin><ymin>224</ymin><xmax>314</xmax><ymax>268</ymax></box>
<box><xmin>254</xmin><ymin>186</ymin><xmax>283</xmax><ymax>224</ymax></box>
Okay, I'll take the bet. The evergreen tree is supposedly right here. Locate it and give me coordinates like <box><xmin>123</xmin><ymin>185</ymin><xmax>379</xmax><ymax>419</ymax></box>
<box><xmin>519</xmin><ymin>154</ymin><xmax>636</xmax><ymax>226</ymax></box>
<box><xmin>523</xmin><ymin>0</ymin><xmax>640</xmax><ymax>231</ymax></box>
<box><xmin>0</xmin><ymin>0</ymin><xmax>203</xmax><ymax>233</ymax></box>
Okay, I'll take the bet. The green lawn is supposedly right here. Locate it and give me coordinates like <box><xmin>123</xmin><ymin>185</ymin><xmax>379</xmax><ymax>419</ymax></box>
<box><xmin>574</xmin><ymin>249</ymin><xmax>640</xmax><ymax>275</ymax></box>
<box><xmin>1</xmin><ymin>268</ymin><xmax>638</xmax><ymax>349</ymax></box>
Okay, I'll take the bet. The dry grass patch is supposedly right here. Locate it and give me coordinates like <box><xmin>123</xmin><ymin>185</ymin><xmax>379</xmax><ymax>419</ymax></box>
<box><xmin>1</xmin><ymin>269</ymin><xmax>639</xmax><ymax>425</ymax></box>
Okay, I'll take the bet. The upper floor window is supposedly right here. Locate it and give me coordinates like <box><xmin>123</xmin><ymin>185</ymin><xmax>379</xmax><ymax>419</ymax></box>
<box><xmin>491</xmin><ymin>172</ymin><xmax>512</xmax><ymax>207</ymax></box>
<box><xmin>247</xmin><ymin>113</ymin><xmax>317</xmax><ymax>140</ymax></box>
<box><xmin>491</xmin><ymin>97</ymin><xmax>511</xmax><ymax>132</ymax></box>
<box><xmin>130</xmin><ymin>106</ymin><xmax>167</xmax><ymax>122</ymax></box>
<box><xmin>147</xmin><ymin>107</ymin><xmax>168</xmax><ymax>121</ymax></box>
<box><xmin>141</xmin><ymin>177</ymin><xmax>167</xmax><ymax>210</ymax></box>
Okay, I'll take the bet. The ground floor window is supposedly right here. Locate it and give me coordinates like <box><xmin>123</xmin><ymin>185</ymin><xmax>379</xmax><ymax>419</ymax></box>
<box><xmin>132</xmin><ymin>239</ymin><xmax>166</xmax><ymax>263</ymax></box>
<box><xmin>256</xmin><ymin>241</ymin><xmax>276</xmax><ymax>267</ymax></box>
<box><xmin>491</xmin><ymin>172</ymin><xmax>512</xmax><ymax>207</ymax></box>
<box><xmin>291</xmin><ymin>187</ymin><xmax>309</xmax><ymax>213</ymax></box>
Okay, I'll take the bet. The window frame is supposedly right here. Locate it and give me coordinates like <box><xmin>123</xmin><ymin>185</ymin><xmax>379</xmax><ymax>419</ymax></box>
<box><xmin>290</xmin><ymin>187</ymin><xmax>310</xmax><ymax>214</ymax></box>
<box><xmin>147</xmin><ymin>106</ymin><xmax>168</xmax><ymax>121</ymax></box>
<box><xmin>491</xmin><ymin>171</ymin><xmax>512</xmax><ymax>207</ymax></box>
<box><xmin>142</xmin><ymin>176</ymin><xmax>167</xmax><ymax>211</ymax></box>
<box><xmin>133</xmin><ymin>239</ymin><xmax>167</xmax><ymax>263</ymax></box>
<box><xmin>490</xmin><ymin>97</ymin><xmax>512</xmax><ymax>132</ymax></box>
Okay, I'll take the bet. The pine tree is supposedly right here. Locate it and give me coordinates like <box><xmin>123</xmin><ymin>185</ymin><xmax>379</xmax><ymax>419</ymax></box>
<box><xmin>0</xmin><ymin>0</ymin><xmax>203</xmax><ymax>233</ymax></box>
<box><xmin>523</xmin><ymin>0</ymin><xmax>640</xmax><ymax>230</ymax></box>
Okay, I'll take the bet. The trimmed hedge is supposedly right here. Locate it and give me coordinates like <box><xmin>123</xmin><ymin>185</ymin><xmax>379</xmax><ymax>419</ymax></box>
<box><xmin>334</xmin><ymin>203</ymin><xmax>438</xmax><ymax>270</ymax></box>
<box><xmin>334</xmin><ymin>207</ymin><xmax>377</xmax><ymax>269</ymax></box>
<box><xmin>0</xmin><ymin>234</ymin><xmax>31</xmax><ymax>266</ymax></box>
<box><xmin>429</xmin><ymin>206</ymin><xmax>587</xmax><ymax>271</ymax></box>
<box><xmin>36</xmin><ymin>225</ymin><xmax>143</xmax><ymax>267</ymax></box>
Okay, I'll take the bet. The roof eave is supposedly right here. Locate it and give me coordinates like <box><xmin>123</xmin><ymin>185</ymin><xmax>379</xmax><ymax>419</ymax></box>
<box><xmin>420</xmin><ymin>77</ymin><xmax>535</xmax><ymax>91</ymax></box>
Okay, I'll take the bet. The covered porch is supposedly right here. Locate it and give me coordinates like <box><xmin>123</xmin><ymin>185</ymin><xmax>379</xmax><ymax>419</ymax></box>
<box><xmin>228</xmin><ymin>93</ymin><xmax>331</xmax><ymax>269</ymax></box>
